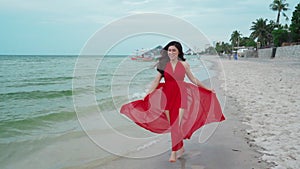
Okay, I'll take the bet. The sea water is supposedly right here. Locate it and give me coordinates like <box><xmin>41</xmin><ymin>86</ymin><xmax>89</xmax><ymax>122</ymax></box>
<box><xmin>0</xmin><ymin>55</ymin><xmax>213</xmax><ymax>168</ymax></box>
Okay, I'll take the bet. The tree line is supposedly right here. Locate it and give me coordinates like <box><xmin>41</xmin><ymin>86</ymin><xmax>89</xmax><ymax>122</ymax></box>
<box><xmin>215</xmin><ymin>0</ymin><xmax>300</xmax><ymax>55</ymax></box>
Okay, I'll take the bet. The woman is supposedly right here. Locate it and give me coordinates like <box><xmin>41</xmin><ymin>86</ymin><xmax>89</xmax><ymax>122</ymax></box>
<box><xmin>121</xmin><ymin>41</ymin><xmax>225</xmax><ymax>162</ymax></box>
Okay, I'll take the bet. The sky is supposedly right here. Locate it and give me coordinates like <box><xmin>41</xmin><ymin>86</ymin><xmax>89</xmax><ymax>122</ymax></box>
<box><xmin>0</xmin><ymin>0</ymin><xmax>299</xmax><ymax>55</ymax></box>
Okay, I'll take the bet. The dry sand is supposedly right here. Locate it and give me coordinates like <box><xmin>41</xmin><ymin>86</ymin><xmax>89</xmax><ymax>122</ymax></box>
<box><xmin>218</xmin><ymin>57</ymin><xmax>300</xmax><ymax>169</ymax></box>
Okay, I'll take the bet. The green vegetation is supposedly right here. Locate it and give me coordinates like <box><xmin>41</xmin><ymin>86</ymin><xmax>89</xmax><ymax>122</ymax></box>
<box><xmin>230</xmin><ymin>30</ymin><xmax>242</xmax><ymax>48</ymax></box>
<box><xmin>239</xmin><ymin>37</ymin><xmax>256</xmax><ymax>47</ymax></box>
<box><xmin>211</xmin><ymin>1</ymin><xmax>300</xmax><ymax>54</ymax></box>
<box><xmin>250</xmin><ymin>18</ymin><xmax>275</xmax><ymax>47</ymax></box>
<box><xmin>215</xmin><ymin>42</ymin><xmax>232</xmax><ymax>55</ymax></box>
<box><xmin>269</xmin><ymin>0</ymin><xmax>289</xmax><ymax>26</ymax></box>
<box><xmin>272</xmin><ymin>28</ymin><xmax>289</xmax><ymax>47</ymax></box>
<box><xmin>290</xmin><ymin>3</ymin><xmax>300</xmax><ymax>42</ymax></box>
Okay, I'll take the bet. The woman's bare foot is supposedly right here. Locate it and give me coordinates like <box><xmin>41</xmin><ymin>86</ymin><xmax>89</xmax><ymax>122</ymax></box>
<box><xmin>177</xmin><ymin>147</ymin><xmax>185</xmax><ymax>159</ymax></box>
<box><xmin>169</xmin><ymin>151</ymin><xmax>176</xmax><ymax>162</ymax></box>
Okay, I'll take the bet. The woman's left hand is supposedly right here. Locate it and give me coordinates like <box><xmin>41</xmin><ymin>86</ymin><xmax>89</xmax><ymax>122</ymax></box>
<box><xmin>210</xmin><ymin>89</ymin><xmax>216</xmax><ymax>93</ymax></box>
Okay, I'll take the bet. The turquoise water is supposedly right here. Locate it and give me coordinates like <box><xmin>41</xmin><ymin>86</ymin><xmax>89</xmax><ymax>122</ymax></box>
<box><xmin>0</xmin><ymin>55</ymin><xmax>212</xmax><ymax>168</ymax></box>
<box><xmin>0</xmin><ymin>55</ymin><xmax>77</xmax><ymax>143</ymax></box>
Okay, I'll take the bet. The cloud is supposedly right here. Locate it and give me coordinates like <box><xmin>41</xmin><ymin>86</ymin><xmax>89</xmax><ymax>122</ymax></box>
<box><xmin>122</xmin><ymin>0</ymin><xmax>150</xmax><ymax>5</ymax></box>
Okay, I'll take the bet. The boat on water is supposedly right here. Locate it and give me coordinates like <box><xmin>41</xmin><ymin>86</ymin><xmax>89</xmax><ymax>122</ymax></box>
<box><xmin>130</xmin><ymin>46</ymin><xmax>162</xmax><ymax>62</ymax></box>
<box><xmin>130</xmin><ymin>54</ymin><xmax>159</xmax><ymax>62</ymax></box>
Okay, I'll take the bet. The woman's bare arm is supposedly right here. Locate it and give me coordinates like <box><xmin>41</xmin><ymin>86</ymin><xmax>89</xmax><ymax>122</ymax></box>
<box><xmin>147</xmin><ymin>73</ymin><xmax>162</xmax><ymax>94</ymax></box>
<box><xmin>182</xmin><ymin>61</ymin><xmax>213</xmax><ymax>91</ymax></box>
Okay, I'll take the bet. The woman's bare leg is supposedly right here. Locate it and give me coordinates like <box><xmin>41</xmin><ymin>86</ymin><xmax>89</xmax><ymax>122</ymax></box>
<box><xmin>177</xmin><ymin>147</ymin><xmax>185</xmax><ymax>159</ymax></box>
<box><xmin>178</xmin><ymin>108</ymin><xmax>184</xmax><ymax>126</ymax></box>
<box><xmin>169</xmin><ymin>151</ymin><xmax>176</xmax><ymax>162</ymax></box>
<box><xmin>177</xmin><ymin>108</ymin><xmax>185</xmax><ymax>158</ymax></box>
<box><xmin>165</xmin><ymin>110</ymin><xmax>177</xmax><ymax>162</ymax></box>
<box><xmin>164</xmin><ymin>110</ymin><xmax>170</xmax><ymax>123</ymax></box>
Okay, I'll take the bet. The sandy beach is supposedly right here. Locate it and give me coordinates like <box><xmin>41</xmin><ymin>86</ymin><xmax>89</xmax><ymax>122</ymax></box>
<box><xmin>218</xmin><ymin>56</ymin><xmax>300</xmax><ymax>169</ymax></box>
<box><xmin>78</xmin><ymin>55</ymin><xmax>300</xmax><ymax>169</ymax></box>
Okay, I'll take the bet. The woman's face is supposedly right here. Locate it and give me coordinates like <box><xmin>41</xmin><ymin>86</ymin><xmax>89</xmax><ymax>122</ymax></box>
<box><xmin>168</xmin><ymin>45</ymin><xmax>179</xmax><ymax>61</ymax></box>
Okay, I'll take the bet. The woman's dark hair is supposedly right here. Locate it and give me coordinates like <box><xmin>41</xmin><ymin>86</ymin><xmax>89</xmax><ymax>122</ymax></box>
<box><xmin>156</xmin><ymin>41</ymin><xmax>186</xmax><ymax>76</ymax></box>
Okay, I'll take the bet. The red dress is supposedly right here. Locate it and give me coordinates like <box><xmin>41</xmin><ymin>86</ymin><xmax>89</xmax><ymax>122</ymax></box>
<box><xmin>120</xmin><ymin>61</ymin><xmax>225</xmax><ymax>151</ymax></box>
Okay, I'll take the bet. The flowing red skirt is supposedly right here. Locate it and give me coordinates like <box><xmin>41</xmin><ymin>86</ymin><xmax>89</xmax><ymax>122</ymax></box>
<box><xmin>120</xmin><ymin>83</ymin><xmax>225</xmax><ymax>139</ymax></box>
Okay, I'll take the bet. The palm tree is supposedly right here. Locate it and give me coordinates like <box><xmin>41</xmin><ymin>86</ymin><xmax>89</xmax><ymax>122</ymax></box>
<box><xmin>290</xmin><ymin>3</ymin><xmax>300</xmax><ymax>42</ymax></box>
<box><xmin>230</xmin><ymin>30</ymin><xmax>242</xmax><ymax>47</ymax></box>
<box><xmin>250</xmin><ymin>18</ymin><xmax>275</xmax><ymax>47</ymax></box>
<box><xmin>269</xmin><ymin>0</ymin><xmax>289</xmax><ymax>25</ymax></box>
